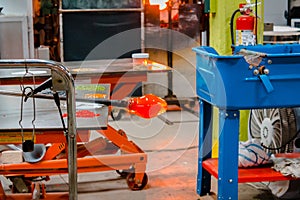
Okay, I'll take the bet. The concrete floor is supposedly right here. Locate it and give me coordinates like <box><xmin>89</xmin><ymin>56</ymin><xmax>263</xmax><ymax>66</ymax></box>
<box><xmin>37</xmin><ymin>109</ymin><xmax>277</xmax><ymax>200</ymax></box>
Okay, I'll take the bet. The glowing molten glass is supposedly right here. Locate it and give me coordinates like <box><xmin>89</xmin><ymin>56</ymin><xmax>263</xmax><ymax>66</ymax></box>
<box><xmin>127</xmin><ymin>94</ymin><xmax>167</xmax><ymax>118</ymax></box>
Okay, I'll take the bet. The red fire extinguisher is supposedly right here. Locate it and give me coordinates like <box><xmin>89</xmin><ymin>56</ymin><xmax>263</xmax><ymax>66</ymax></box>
<box><xmin>235</xmin><ymin>3</ymin><xmax>256</xmax><ymax>46</ymax></box>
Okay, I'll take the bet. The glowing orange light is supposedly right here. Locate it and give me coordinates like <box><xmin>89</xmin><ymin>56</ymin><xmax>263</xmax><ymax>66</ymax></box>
<box><xmin>127</xmin><ymin>94</ymin><xmax>167</xmax><ymax>118</ymax></box>
<box><xmin>84</xmin><ymin>93</ymin><xmax>107</xmax><ymax>99</ymax></box>
<box><xmin>63</xmin><ymin>110</ymin><xmax>100</xmax><ymax>118</ymax></box>
<box><xmin>149</xmin><ymin>0</ymin><xmax>168</xmax><ymax>10</ymax></box>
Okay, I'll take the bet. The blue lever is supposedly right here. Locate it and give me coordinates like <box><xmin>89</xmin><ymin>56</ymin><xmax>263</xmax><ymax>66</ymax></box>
<box><xmin>259</xmin><ymin>74</ymin><xmax>274</xmax><ymax>93</ymax></box>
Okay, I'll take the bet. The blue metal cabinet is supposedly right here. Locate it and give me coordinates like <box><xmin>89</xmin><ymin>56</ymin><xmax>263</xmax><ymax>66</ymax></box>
<box><xmin>193</xmin><ymin>44</ymin><xmax>300</xmax><ymax>199</ymax></box>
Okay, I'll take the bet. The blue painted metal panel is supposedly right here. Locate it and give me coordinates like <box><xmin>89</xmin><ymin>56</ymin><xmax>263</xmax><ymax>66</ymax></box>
<box><xmin>193</xmin><ymin>44</ymin><xmax>300</xmax><ymax>109</ymax></box>
<box><xmin>217</xmin><ymin>109</ymin><xmax>240</xmax><ymax>199</ymax></box>
<box><xmin>197</xmin><ymin>100</ymin><xmax>213</xmax><ymax>196</ymax></box>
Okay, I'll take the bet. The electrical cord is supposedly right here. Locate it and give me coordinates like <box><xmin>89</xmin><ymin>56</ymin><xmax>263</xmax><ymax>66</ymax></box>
<box><xmin>260</xmin><ymin>131</ymin><xmax>299</xmax><ymax>151</ymax></box>
<box><xmin>53</xmin><ymin>92</ymin><xmax>68</xmax><ymax>141</ymax></box>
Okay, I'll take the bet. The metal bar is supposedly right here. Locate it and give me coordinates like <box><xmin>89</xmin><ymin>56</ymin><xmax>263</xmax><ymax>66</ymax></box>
<box><xmin>0</xmin><ymin>153</ymin><xmax>147</xmax><ymax>174</ymax></box>
<box><xmin>0</xmin><ymin>89</ymin><xmax>128</xmax><ymax>107</ymax></box>
<box><xmin>167</xmin><ymin>1</ymin><xmax>173</xmax><ymax>68</ymax></box>
<box><xmin>59</xmin><ymin>3</ymin><xmax>65</xmax><ymax>62</ymax></box>
<box><xmin>197</xmin><ymin>99</ymin><xmax>212</xmax><ymax>195</ymax></box>
<box><xmin>0</xmin><ymin>59</ymin><xmax>77</xmax><ymax>200</ymax></box>
<box><xmin>218</xmin><ymin>109</ymin><xmax>239</xmax><ymax>200</ymax></box>
<box><xmin>59</xmin><ymin>8</ymin><xmax>143</xmax><ymax>13</ymax></box>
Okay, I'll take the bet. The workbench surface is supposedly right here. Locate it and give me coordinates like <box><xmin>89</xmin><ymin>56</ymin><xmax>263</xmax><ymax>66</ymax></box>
<box><xmin>0</xmin><ymin>86</ymin><xmax>108</xmax><ymax>131</ymax></box>
<box><xmin>0</xmin><ymin>58</ymin><xmax>170</xmax><ymax>80</ymax></box>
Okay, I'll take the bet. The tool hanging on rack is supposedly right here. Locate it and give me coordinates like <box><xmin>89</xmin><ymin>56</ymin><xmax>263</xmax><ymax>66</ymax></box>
<box><xmin>24</xmin><ymin>77</ymin><xmax>69</xmax><ymax>141</ymax></box>
<box><xmin>19</xmin><ymin>66</ymin><xmax>37</xmax><ymax>152</ymax></box>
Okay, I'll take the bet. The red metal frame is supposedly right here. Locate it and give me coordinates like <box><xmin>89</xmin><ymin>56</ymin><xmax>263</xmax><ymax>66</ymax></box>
<box><xmin>0</xmin><ymin>126</ymin><xmax>147</xmax><ymax>199</ymax></box>
<box><xmin>202</xmin><ymin>158</ymin><xmax>300</xmax><ymax>183</ymax></box>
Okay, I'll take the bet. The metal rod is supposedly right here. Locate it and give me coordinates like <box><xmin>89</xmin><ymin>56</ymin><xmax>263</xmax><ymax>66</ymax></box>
<box><xmin>0</xmin><ymin>89</ymin><xmax>129</xmax><ymax>107</ymax></box>
<box><xmin>59</xmin><ymin>8</ymin><xmax>143</xmax><ymax>13</ymax></box>
<box><xmin>166</xmin><ymin>0</ymin><xmax>175</xmax><ymax>98</ymax></box>
<box><xmin>167</xmin><ymin>0</ymin><xmax>173</xmax><ymax>68</ymax></box>
<box><xmin>0</xmin><ymin>59</ymin><xmax>77</xmax><ymax>200</ymax></box>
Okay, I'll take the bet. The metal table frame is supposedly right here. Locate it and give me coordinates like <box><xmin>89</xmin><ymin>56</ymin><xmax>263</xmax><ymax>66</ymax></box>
<box><xmin>0</xmin><ymin>59</ymin><xmax>78</xmax><ymax>200</ymax></box>
<box><xmin>197</xmin><ymin>101</ymin><xmax>240</xmax><ymax>199</ymax></box>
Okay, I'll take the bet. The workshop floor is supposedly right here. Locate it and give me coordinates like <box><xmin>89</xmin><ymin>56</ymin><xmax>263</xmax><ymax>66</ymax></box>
<box><xmin>41</xmin><ymin>109</ymin><xmax>276</xmax><ymax>200</ymax></box>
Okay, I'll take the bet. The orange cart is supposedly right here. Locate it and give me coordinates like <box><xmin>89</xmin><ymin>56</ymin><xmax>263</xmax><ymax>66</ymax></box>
<box><xmin>0</xmin><ymin>60</ymin><xmax>166</xmax><ymax>199</ymax></box>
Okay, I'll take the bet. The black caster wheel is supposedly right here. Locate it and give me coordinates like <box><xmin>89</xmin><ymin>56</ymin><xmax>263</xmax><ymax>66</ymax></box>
<box><xmin>126</xmin><ymin>173</ymin><xmax>148</xmax><ymax>191</ymax></box>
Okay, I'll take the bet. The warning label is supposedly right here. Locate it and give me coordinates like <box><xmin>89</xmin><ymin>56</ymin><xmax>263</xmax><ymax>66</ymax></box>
<box><xmin>0</xmin><ymin>132</ymin><xmax>36</xmax><ymax>143</ymax></box>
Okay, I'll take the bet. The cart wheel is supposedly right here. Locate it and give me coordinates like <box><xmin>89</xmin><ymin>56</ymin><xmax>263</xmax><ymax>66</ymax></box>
<box><xmin>116</xmin><ymin>169</ymin><xmax>129</xmax><ymax>178</ymax></box>
<box><xmin>126</xmin><ymin>173</ymin><xmax>148</xmax><ymax>191</ymax></box>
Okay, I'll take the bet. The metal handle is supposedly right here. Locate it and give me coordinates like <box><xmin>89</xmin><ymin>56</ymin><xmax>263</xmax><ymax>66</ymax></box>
<box><xmin>259</xmin><ymin>74</ymin><xmax>274</xmax><ymax>93</ymax></box>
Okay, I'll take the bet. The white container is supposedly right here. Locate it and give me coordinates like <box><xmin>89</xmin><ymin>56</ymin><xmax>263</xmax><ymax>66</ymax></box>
<box><xmin>132</xmin><ymin>53</ymin><xmax>149</xmax><ymax>69</ymax></box>
<box><xmin>35</xmin><ymin>46</ymin><xmax>50</xmax><ymax>60</ymax></box>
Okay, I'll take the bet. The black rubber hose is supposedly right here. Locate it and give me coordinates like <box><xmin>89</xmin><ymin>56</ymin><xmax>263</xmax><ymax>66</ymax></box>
<box><xmin>230</xmin><ymin>8</ymin><xmax>241</xmax><ymax>46</ymax></box>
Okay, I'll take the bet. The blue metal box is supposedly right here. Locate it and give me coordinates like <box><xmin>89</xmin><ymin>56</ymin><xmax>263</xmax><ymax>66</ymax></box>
<box><xmin>193</xmin><ymin>44</ymin><xmax>300</xmax><ymax>110</ymax></box>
